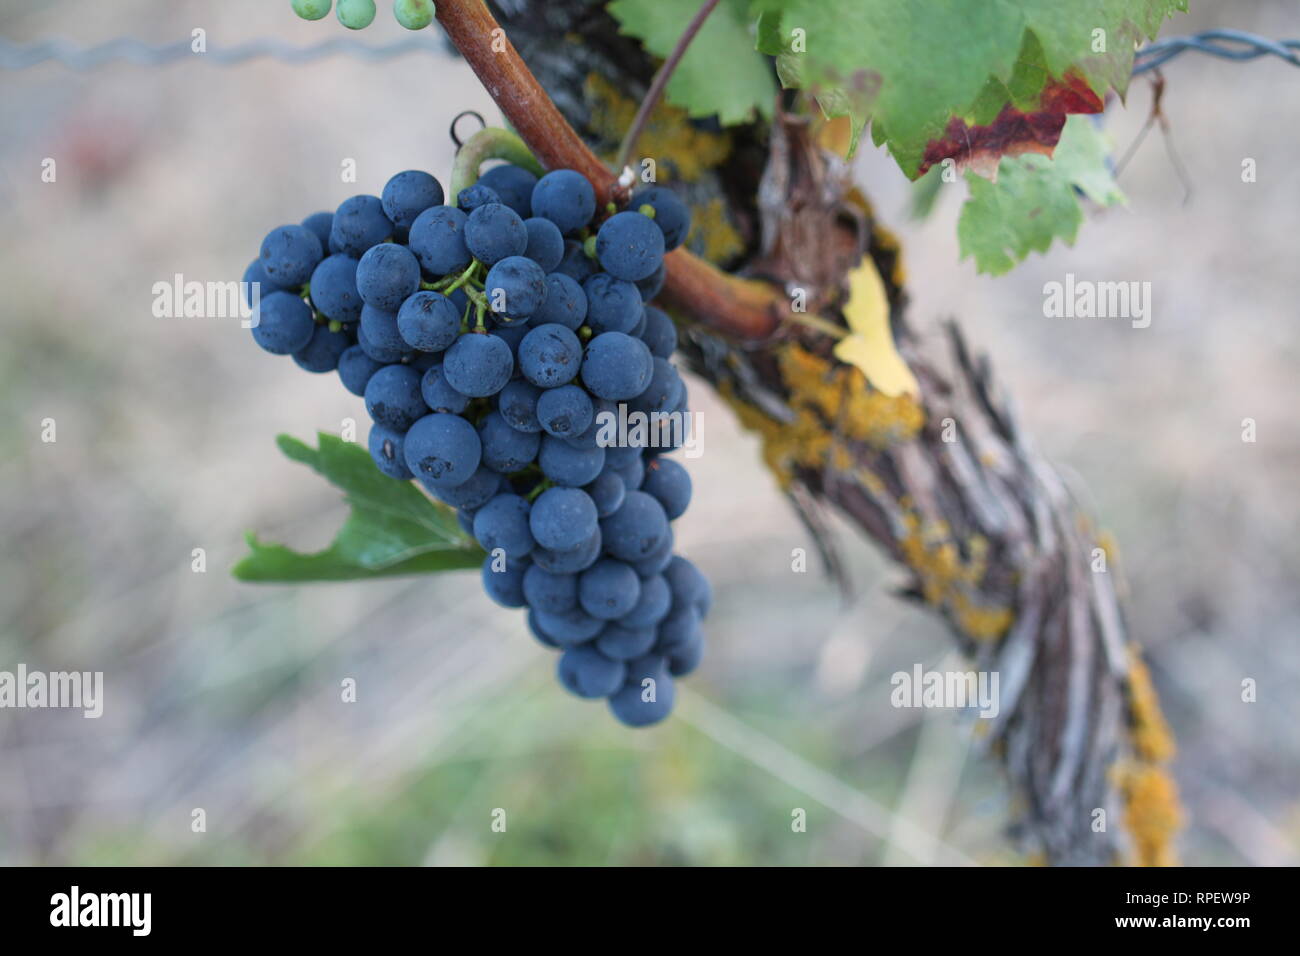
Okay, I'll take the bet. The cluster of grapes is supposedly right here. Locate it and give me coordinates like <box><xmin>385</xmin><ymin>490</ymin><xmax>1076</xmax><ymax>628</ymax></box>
<box><xmin>291</xmin><ymin>0</ymin><xmax>435</xmax><ymax>32</ymax></box>
<box><xmin>244</xmin><ymin>161</ymin><xmax>709</xmax><ymax>726</ymax></box>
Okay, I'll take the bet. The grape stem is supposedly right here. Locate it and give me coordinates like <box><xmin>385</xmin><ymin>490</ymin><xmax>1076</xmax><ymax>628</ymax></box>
<box><xmin>448</xmin><ymin>127</ymin><xmax>546</xmax><ymax>203</ymax></box>
<box><xmin>434</xmin><ymin>0</ymin><xmax>785</xmax><ymax>341</ymax></box>
<box><xmin>613</xmin><ymin>0</ymin><xmax>723</xmax><ymax>174</ymax></box>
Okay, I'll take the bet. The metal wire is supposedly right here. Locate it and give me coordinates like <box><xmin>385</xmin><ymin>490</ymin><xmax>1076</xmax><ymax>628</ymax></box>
<box><xmin>0</xmin><ymin>28</ymin><xmax>1296</xmax><ymax>75</ymax></box>
<box><xmin>0</xmin><ymin>35</ymin><xmax>443</xmax><ymax>70</ymax></box>
<box><xmin>1132</xmin><ymin>28</ymin><xmax>1300</xmax><ymax>74</ymax></box>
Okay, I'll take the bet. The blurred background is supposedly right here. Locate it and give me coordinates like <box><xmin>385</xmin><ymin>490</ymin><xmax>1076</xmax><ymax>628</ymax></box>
<box><xmin>0</xmin><ymin>0</ymin><xmax>1296</xmax><ymax>866</ymax></box>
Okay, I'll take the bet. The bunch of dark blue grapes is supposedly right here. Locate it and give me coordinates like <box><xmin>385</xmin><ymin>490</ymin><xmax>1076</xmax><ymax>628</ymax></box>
<box><xmin>244</xmin><ymin>163</ymin><xmax>709</xmax><ymax>726</ymax></box>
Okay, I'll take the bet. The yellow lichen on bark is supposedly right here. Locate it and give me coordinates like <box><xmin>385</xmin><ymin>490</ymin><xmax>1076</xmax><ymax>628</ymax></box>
<box><xmin>584</xmin><ymin>73</ymin><xmax>731</xmax><ymax>182</ymax></box>
<box><xmin>1115</xmin><ymin>646</ymin><xmax>1183</xmax><ymax>866</ymax></box>
<box><xmin>1117</xmin><ymin>762</ymin><xmax>1184</xmax><ymax>867</ymax></box>
<box><xmin>719</xmin><ymin>343</ymin><xmax>924</xmax><ymax>490</ymax></box>
<box><xmin>897</xmin><ymin>512</ymin><xmax>1012</xmax><ymax>642</ymax></box>
<box><xmin>1128</xmin><ymin>651</ymin><xmax>1176</xmax><ymax>764</ymax></box>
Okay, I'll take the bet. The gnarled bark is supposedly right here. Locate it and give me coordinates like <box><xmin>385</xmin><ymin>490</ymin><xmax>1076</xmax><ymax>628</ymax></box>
<box><xmin>460</xmin><ymin>0</ymin><xmax>1181</xmax><ymax>865</ymax></box>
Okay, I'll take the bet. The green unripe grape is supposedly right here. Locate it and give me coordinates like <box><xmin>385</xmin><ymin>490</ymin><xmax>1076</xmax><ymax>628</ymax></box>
<box><xmin>336</xmin><ymin>0</ymin><xmax>377</xmax><ymax>29</ymax></box>
<box><xmin>291</xmin><ymin>0</ymin><xmax>332</xmax><ymax>20</ymax></box>
<box><xmin>394</xmin><ymin>0</ymin><xmax>436</xmax><ymax>30</ymax></box>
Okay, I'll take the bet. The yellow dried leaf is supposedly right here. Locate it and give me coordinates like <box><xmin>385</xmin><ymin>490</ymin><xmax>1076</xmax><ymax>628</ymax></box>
<box><xmin>833</xmin><ymin>258</ymin><xmax>919</xmax><ymax>399</ymax></box>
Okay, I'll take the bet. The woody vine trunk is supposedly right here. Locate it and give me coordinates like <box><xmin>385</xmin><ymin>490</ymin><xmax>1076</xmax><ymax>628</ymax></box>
<box><xmin>450</xmin><ymin>0</ymin><xmax>1182</xmax><ymax>865</ymax></box>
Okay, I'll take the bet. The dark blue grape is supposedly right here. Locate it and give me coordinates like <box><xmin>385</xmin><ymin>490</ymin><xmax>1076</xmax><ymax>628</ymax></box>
<box><xmin>529</xmin><ymin>486</ymin><xmax>597</xmax><ymax>551</ymax></box>
<box><xmin>530</xmin><ymin>169</ymin><xmax>596</xmax><ymax>234</ymax></box>
<box><xmin>403</xmin><ymin>412</ymin><xmax>482</xmax><ymax>488</ymax></box>
<box><xmin>536</xmin><ymin>384</ymin><xmax>593</xmax><ymax>439</ymax></box>
<box><xmin>608</xmin><ymin>657</ymin><xmax>675</xmax><ymax>726</ymax></box>
<box><xmin>530</xmin><ymin>273</ymin><xmax>587</xmax><ymax>330</ymax></box>
<box><xmin>429</xmin><ymin>464</ymin><xmax>501</xmax><ymax>510</ymax></box>
<box><xmin>522</xmin><ymin>217</ymin><xmax>564</xmax><ymax>272</ymax></box>
<box><xmin>554</xmin><ymin>239</ymin><xmax>598</xmax><ymax>282</ymax></box>
<box><xmin>604</xmin><ymin>444</ymin><xmax>643</xmax><ymax>468</ymax></box>
<box><xmin>639</xmin><ymin>306</ymin><xmax>677</xmax><ymax>358</ymax></box>
<box><xmin>600</xmin><ymin>491</ymin><xmax>669</xmax><ymax>562</ymax></box>
<box><xmin>491</xmin><ymin>322</ymin><xmax>529</xmax><ymax>361</ymax></box>
<box><xmin>330</xmin><ymin>195</ymin><xmax>393</xmax><ymax>257</ymax></box>
<box><xmin>611</xmin><ymin>455</ymin><xmax>645</xmax><ymax>492</ymax></box>
<box><xmin>595</xmin><ymin>623</ymin><xmax>657</xmax><ymax>661</ymax></box>
<box><xmin>364</xmin><ymin>364</ymin><xmax>427</xmax><ymax>430</ymax></box>
<box><xmin>497</xmin><ymin>380</ymin><xmax>543</xmax><ymax>433</ymax></box>
<box><xmin>456</xmin><ymin>184</ymin><xmax>500</xmax><ymax>212</ymax></box>
<box><xmin>595</xmin><ymin>211</ymin><xmax>664</xmax><ymax>282</ymax></box>
<box><xmin>578</xmin><ymin>559</ymin><xmax>641</xmax><ymax>621</ymax></box>
<box><xmin>518</xmin><ymin>323</ymin><xmax>582</xmax><ymax>388</ymax></box>
<box><xmin>369</xmin><ymin>424</ymin><xmax>413</xmax><ymax>480</ymax></box>
<box><xmin>557</xmin><ymin>646</ymin><xmax>626</xmax><ymax>698</ymax></box>
<box><xmin>666</xmin><ymin>627</ymin><xmax>703</xmax><ymax>675</ymax></box>
<box><xmin>584</xmin><ymin>469</ymin><xmax>626</xmax><ymax>518</ymax></box>
<box><xmin>522</xmin><ymin>564</ymin><xmax>577</xmax><ymax>613</ymax></box>
<box><xmin>309</xmin><ymin>254</ymin><xmax>363</xmax><ymax>323</ymax></box>
<box><xmin>478</xmin><ymin>410</ymin><xmax>541</xmax><ymax>473</ymax></box>
<box><xmin>398</xmin><ymin>290</ymin><xmax>461</xmax><ymax>352</ymax></box>
<box><xmin>565</xmin><ymin>397</ymin><xmax>617</xmax><ymax>450</ymax></box>
<box><xmin>409</xmin><ymin>351</ymin><xmax>440</xmax><ymax>372</ymax></box>
<box><xmin>633</xmin><ymin>185</ymin><xmax>692</xmax><ymax>250</ymax></box>
<box><xmin>630</xmin><ymin>356</ymin><xmax>681</xmax><ymax>415</ymax></box>
<box><xmin>252</xmin><ymin>291</ymin><xmax>315</xmax><ymax>355</ymax></box>
<box><xmin>642</xmin><ymin>457</ymin><xmax>691</xmax><ymax>520</ymax></box>
<box><xmin>473</xmin><ymin>493</ymin><xmax>534</xmax><ymax>559</ymax></box>
<box><xmin>292</xmin><ymin>323</ymin><xmax>352</xmax><ymax>373</ymax></box>
<box><xmin>631</xmin><ymin>529</ymin><xmax>674</xmax><ymax>577</ymax></box>
<box><xmin>381</xmin><ymin>170</ymin><xmax>445</xmax><ymax>232</ymax></box>
<box><xmin>485</xmin><ymin>255</ymin><xmax>546</xmax><ymax>320</ymax></box>
<box><xmin>260</xmin><ymin>224</ymin><xmax>323</xmax><ymax>287</ymax></box>
<box><xmin>581</xmin><ymin>332</ymin><xmax>653</xmax><ymax>400</ymax></box>
<box><xmin>419</xmin><ymin>363</ymin><xmax>470</xmax><ymax>414</ymax></box>
<box><xmin>408</xmin><ymin>206</ymin><xmax>471</xmax><ymax>276</ymax></box>
<box><xmin>528</xmin><ymin>609</ymin><xmax>560</xmax><ymax>648</ymax></box>
<box><xmin>539</xmin><ymin>436</ymin><xmax>605</xmax><ymax>487</ymax></box>
<box><xmin>356</xmin><ymin>243</ymin><xmax>420</xmax><ymax>311</ymax></box>
<box><xmin>243</xmin><ymin>258</ymin><xmax>282</xmax><ymax>307</ymax></box>
<box><xmin>665</xmin><ymin>555</ymin><xmax>710</xmax><ymax>615</ymax></box>
<box><xmin>478</xmin><ymin>164</ymin><xmax>538</xmax><ymax>218</ymax></box>
<box><xmin>481</xmin><ymin>554</ymin><xmax>529</xmax><ymax>608</ymax></box>
<box><xmin>621</xmin><ymin>573</ymin><xmax>671</xmax><ymax>628</ymax></box>
<box><xmin>357</xmin><ymin>320</ymin><xmax>408</xmax><ymax>363</ymax></box>
<box><xmin>531</xmin><ymin>529</ymin><xmax>603</xmax><ymax>575</ymax></box>
<box><xmin>634</xmin><ymin>262</ymin><xmax>665</xmax><ymax>302</ymax></box>
<box><xmin>465</xmin><ymin>202</ymin><xmax>528</xmax><ymax>266</ymax></box>
<box><xmin>629</xmin><ymin>309</ymin><xmax>647</xmax><ymax>338</ymax></box>
<box><xmin>338</xmin><ymin>344</ymin><xmax>384</xmax><ymax>395</ymax></box>
<box><xmin>301</xmin><ymin>211</ymin><xmax>334</xmax><ymax>249</ymax></box>
<box><xmin>443</xmin><ymin>332</ymin><xmax>514</xmax><ymax>397</ymax></box>
<box><xmin>654</xmin><ymin>605</ymin><xmax>701</xmax><ymax>656</ymax></box>
<box><xmin>360</xmin><ymin>303</ymin><xmax>406</xmax><ymax>353</ymax></box>
<box><xmin>533</xmin><ymin>607</ymin><xmax>604</xmax><ymax>646</ymax></box>
<box><xmin>583</xmin><ymin>273</ymin><xmax>642</xmax><ymax>335</ymax></box>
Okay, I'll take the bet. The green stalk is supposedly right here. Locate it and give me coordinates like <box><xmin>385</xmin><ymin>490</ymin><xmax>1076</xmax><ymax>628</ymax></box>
<box><xmin>448</xmin><ymin>127</ymin><xmax>545</xmax><ymax>203</ymax></box>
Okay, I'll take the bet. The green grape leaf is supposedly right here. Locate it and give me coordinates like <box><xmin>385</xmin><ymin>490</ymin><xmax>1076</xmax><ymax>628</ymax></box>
<box><xmin>232</xmin><ymin>433</ymin><xmax>484</xmax><ymax>583</ymax></box>
<box><xmin>608</xmin><ymin>0</ymin><xmax>777</xmax><ymax>126</ymax></box>
<box><xmin>753</xmin><ymin>0</ymin><xmax>1187</xmax><ymax>172</ymax></box>
<box><xmin>957</xmin><ymin>114</ymin><xmax>1124</xmax><ymax>275</ymax></box>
